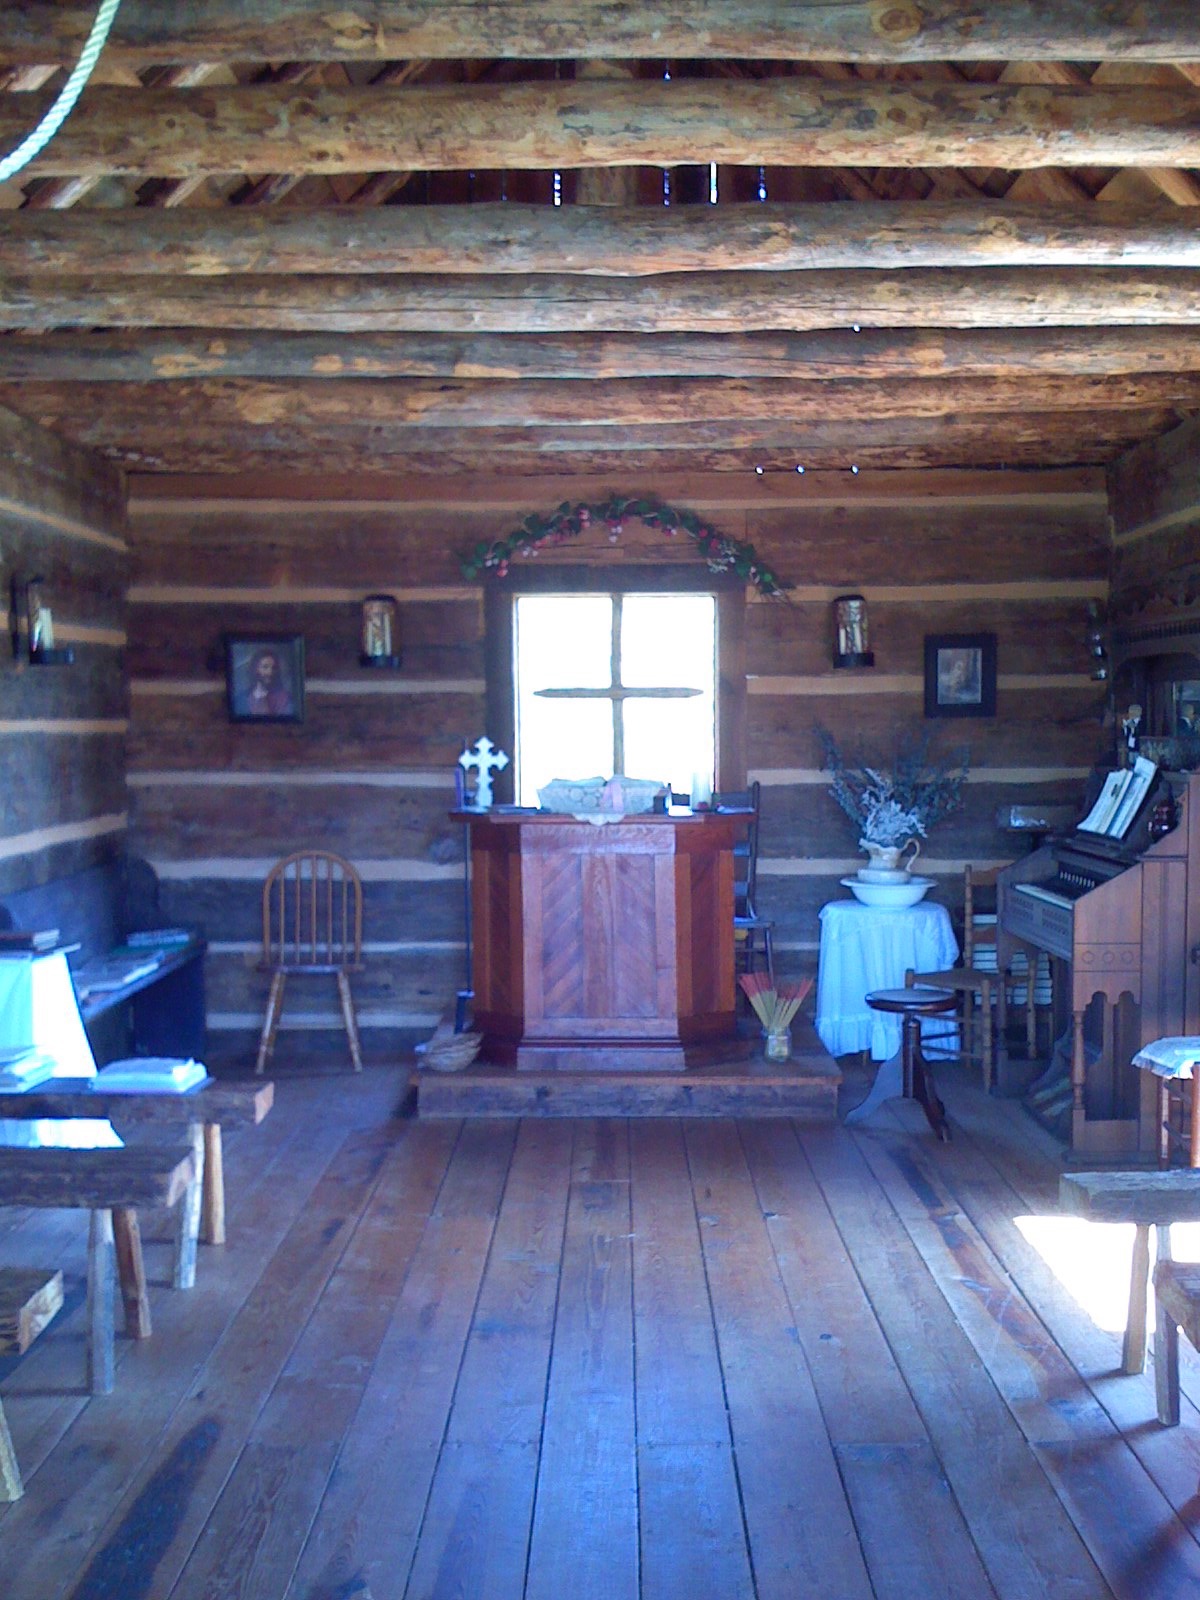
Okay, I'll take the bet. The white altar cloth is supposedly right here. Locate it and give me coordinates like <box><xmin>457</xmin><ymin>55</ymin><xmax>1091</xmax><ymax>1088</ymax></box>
<box><xmin>0</xmin><ymin>950</ymin><xmax>118</xmax><ymax>1147</ymax></box>
<box><xmin>815</xmin><ymin>899</ymin><xmax>960</xmax><ymax>1062</ymax></box>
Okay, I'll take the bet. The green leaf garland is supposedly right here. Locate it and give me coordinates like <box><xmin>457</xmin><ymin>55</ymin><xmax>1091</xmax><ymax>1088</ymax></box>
<box><xmin>460</xmin><ymin>495</ymin><xmax>786</xmax><ymax>596</ymax></box>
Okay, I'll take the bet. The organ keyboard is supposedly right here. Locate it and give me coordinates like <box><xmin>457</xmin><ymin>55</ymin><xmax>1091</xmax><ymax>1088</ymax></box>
<box><xmin>997</xmin><ymin>772</ymin><xmax>1200</xmax><ymax>1158</ymax></box>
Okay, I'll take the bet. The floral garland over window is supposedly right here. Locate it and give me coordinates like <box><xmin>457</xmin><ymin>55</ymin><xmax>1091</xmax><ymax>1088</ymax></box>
<box><xmin>460</xmin><ymin>495</ymin><xmax>786</xmax><ymax>597</ymax></box>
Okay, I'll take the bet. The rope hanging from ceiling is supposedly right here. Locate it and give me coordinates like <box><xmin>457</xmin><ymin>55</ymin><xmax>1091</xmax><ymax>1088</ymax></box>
<box><xmin>0</xmin><ymin>0</ymin><xmax>124</xmax><ymax>185</ymax></box>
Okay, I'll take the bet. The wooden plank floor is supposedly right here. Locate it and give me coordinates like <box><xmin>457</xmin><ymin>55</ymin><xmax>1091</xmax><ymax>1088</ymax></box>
<box><xmin>2</xmin><ymin>1062</ymin><xmax>1200</xmax><ymax>1599</ymax></box>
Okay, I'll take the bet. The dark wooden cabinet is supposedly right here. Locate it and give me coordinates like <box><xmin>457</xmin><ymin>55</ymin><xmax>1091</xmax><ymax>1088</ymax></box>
<box><xmin>463</xmin><ymin>812</ymin><xmax>738</xmax><ymax>1071</ymax></box>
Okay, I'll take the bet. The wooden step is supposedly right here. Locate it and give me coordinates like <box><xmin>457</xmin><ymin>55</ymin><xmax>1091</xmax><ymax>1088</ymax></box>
<box><xmin>417</xmin><ymin>1024</ymin><xmax>840</xmax><ymax>1119</ymax></box>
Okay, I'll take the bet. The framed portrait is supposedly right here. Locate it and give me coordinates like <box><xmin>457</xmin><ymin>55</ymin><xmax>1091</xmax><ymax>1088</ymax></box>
<box><xmin>924</xmin><ymin>632</ymin><xmax>996</xmax><ymax>718</ymax></box>
<box><xmin>225</xmin><ymin>634</ymin><xmax>305</xmax><ymax>724</ymax></box>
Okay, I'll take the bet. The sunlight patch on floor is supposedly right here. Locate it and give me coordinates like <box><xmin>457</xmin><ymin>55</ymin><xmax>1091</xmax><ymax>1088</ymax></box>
<box><xmin>1015</xmin><ymin>1216</ymin><xmax>1200</xmax><ymax>1334</ymax></box>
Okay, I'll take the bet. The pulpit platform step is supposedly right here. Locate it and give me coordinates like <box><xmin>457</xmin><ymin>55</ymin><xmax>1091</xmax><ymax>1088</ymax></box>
<box><xmin>417</xmin><ymin>1019</ymin><xmax>840</xmax><ymax>1120</ymax></box>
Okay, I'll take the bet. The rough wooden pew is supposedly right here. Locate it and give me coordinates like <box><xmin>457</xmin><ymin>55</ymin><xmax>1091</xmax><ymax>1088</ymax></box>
<box><xmin>0</xmin><ymin>1268</ymin><xmax>63</xmax><ymax>1500</ymax></box>
<box><xmin>1152</xmin><ymin>1261</ymin><xmax>1200</xmax><ymax>1428</ymax></box>
<box><xmin>1059</xmin><ymin>1170</ymin><xmax>1200</xmax><ymax>1375</ymax></box>
<box><xmin>0</xmin><ymin>1146</ymin><xmax>194</xmax><ymax>1394</ymax></box>
<box><xmin>0</xmin><ymin>1077</ymin><xmax>275</xmax><ymax>1277</ymax></box>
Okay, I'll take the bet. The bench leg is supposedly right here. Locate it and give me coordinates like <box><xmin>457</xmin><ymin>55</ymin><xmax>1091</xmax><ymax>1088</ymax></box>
<box><xmin>87</xmin><ymin>1208</ymin><xmax>116</xmax><ymax>1396</ymax></box>
<box><xmin>336</xmin><ymin>969</ymin><xmax>364</xmax><ymax>1072</ymax></box>
<box><xmin>256</xmin><ymin>970</ymin><xmax>286</xmax><ymax>1075</ymax></box>
<box><xmin>0</xmin><ymin>1397</ymin><xmax>23</xmax><ymax>1501</ymax></box>
<box><xmin>1155</xmin><ymin>1292</ymin><xmax>1182</xmax><ymax>1426</ymax></box>
<box><xmin>1123</xmin><ymin>1223</ymin><xmax>1152</xmax><ymax>1374</ymax></box>
<box><xmin>174</xmin><ymin>1124</ymin><xmax>205</xmax><ymax>1291</ymax></box>
<box><xmin>202</xmin><ymin>1123</ymin><xmax>225</xmax><ymax>1246</ymax></box>
<box><xmin>112</xmin><ymin>1208</ymin><xmax>151</xmax><ymax>1339</ymax></box>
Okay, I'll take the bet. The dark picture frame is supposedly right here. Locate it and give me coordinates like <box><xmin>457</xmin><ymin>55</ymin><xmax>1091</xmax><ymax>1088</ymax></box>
<box><xmin>924</xmin><ymin>632</ymin><xmax>996</xmax><ymax>718</ymax></box>
<box><xmin>225</xmin><ymin>633</ymin><xmax>305</xmax><ymax>724</ymax></box>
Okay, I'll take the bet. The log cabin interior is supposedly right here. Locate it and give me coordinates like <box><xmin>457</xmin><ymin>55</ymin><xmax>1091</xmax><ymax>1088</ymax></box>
<box><xmin>3</xmin><ymin>4</ymin><xmax>1200</xmax><ymax>1596</ymax></box>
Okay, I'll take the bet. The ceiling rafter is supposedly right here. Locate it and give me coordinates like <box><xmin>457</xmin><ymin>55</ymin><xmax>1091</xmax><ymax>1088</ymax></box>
<box><xmin>3</xmin><ymin>1</ymin><xmax>1200</xmax><ymax>67</ymax></box>
<box><xmin>8</xmin><ymin>79</ymin><xmax>1200</xmax><ymax>179</ymax></box>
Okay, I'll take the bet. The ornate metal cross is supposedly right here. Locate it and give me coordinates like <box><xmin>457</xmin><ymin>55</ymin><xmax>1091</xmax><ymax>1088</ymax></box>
<box><xmin>459</xmin><ymin>735</ymin><xmax>509</xmax><ymax>810</ymax></box>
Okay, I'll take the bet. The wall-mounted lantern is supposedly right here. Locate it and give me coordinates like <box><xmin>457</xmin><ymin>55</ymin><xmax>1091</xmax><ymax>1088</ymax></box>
<box><xmin>1085</xmin><ymin>600</ymin><xmax>1109</xmax><ymax>682</ymax></box>
<box><xmin>832</xmin><ymin>593</ymin><xmax>874</xmax><ymax>669</ymax></box>
<box><xmin>359</xmin><ymin>593</ymin><xmax>401</xmax><ymax>669</ymax></box>
<box><xmin>9</xmin><ymin>573</ymin><xmax>74</xmax><ymax>665</ymax></box>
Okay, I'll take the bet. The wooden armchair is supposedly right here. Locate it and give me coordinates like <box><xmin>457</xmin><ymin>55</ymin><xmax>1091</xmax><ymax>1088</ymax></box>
<box><xmin>255</xmin><ymin>850</ymin><xmax>364</xmax><ymax>1074</ymax></box>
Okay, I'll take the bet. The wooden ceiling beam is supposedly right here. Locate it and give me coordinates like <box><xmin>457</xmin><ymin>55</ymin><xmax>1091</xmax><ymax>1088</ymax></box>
<box><xmin>3</xmin><ymin>2</ymin><xmax>1200</xmax><ymax>67</ymax></box>
<box><xmin>3</xmin><ymin>202</ymin><xmax>1200</xmax><ymax>275</ymax></box>
<box><xmin>9</xmin><ymin>81</ymin><xmax>1200</xmax><ymax>177</ymax></box>
<box><xmin>13</xmin><ymin>412</ymin><xmax>1169</xmax><ymax>476</ymax></box>
<box><xmin>4</xmin><ymin>268</ymin><xmax>1200</xmax><ymax>333</ymax></box>
<box><xmin>7</xmin><ymin>327</ymin><xmax>1200</xmax><ymax>384</ymax></box>
<box><xmin>5</xmin><ymin>373</ymin><xmax>1197</xmax><ymax>431</ymax></box>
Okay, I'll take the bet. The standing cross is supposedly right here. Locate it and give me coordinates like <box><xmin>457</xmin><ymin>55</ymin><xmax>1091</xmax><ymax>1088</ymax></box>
<box><xmin>459</xmin><ymin>736</ymin><xmax>509</xmax><ymax>810</ymax></box>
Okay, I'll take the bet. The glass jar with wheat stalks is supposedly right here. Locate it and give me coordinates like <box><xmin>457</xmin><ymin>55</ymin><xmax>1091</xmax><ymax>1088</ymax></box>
<box><xmin>738</xmin><ymin>973</ymin><xmax>814</xmax><ymax>1062</ymax></box>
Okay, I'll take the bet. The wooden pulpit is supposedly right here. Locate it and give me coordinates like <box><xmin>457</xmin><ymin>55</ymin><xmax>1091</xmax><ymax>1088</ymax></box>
<box><xmin>461</xmin><ymin>811</ymin><xmax>740</xmax><ymax>1071</ymax></box>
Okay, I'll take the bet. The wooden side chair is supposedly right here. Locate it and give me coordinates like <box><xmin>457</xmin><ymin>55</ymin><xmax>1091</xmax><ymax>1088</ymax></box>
<box><xmin>713</xmin><ymin>781</ymin><xmax>775</xmax><ymax>984</ymax></box>
<box><xmin>255</xmin><ymin>850</ymin><xmax>364</xmax><ymax>1074</ymax></box>
<box><xmin>905</xmin><ymin>864</ymin><xmax>1015</xmax><ymax>1091</ymax></box>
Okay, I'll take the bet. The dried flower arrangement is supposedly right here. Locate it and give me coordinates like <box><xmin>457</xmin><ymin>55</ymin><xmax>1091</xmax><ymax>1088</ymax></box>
<box><xmin>739</xmin><ymin>972</ymin><xmax>814</xmax><ymax>1033</ymax></box>
<box><xmin>818</xmin><ymin>727</ymin><xmax>970</xmax><ymax>846</ymax></box>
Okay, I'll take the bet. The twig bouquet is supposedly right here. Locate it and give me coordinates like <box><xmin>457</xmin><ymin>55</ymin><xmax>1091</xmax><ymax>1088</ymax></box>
<box><xmin>739</xmin><ymin>973</ymin><xmax>814</xmax><ymax>1059</ymax></box>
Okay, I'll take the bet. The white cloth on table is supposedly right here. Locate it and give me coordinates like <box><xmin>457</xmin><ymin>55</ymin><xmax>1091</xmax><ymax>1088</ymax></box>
<box><xmin>1133</xmin><ymin>1037</ymin><xmax>1200</xmax><ymax>1080</ymax></box>
<box><xmin>0</xmin><ymin>950</ymin><xmax>119</xmax><ymax>1148</ymax></box>
<box><xmin>816</xmin><ymin>899</ymin><xmax>960</xmax><ymax>1062</ymax></box>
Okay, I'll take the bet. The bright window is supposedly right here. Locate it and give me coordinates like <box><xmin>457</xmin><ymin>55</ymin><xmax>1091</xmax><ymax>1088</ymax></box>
<box><xmin>514</xmin><ymin>592</ymin><xmax>716</xmax><ymax>806</ymax></box>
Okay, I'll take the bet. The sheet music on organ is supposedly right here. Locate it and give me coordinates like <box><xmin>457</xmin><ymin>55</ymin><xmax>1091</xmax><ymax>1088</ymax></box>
<box><xmin>1077</xmin><ymin>755</ymin><xmax>1158</xmax><ymax>839</ymax></box>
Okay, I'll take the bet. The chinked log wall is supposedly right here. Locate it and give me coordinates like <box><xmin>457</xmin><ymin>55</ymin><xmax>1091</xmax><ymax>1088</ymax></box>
<box><xmin>0</xmin><ymin>405</ymin><xmax>128</xmax><ymax>903</ymax></box>
<box><xmin>1108</xmin><ymin>413</ymin><xmax>1200</xmax><ymax>611</ymax></box>
<box><xmin>126</xmin><ymin>466</ymin><xmax>1109</xmax><ymax>1062</ymax></box>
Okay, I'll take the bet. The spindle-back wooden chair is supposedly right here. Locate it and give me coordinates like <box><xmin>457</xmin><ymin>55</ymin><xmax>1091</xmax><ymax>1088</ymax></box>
<box><xmin>255</xmin><ymin>850</ymin><xmax>363</xmax><ymax>1074</ymax></box>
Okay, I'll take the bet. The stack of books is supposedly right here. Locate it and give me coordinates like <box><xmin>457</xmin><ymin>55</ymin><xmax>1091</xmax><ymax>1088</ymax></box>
<box><xmin>0</xmin><ymin>1046</ymin><xmax>57</xmax><ymax>1091</ymax></box>
<box><xmin>0</xmin><ymin>928</ymin><xmax>60</xmax><ymax>954</ymax></box>
<box><xmin>91</xmin><ymin>1058</ymin><xmax>209</xmax><ymax>1093</ymax></box>
<box><xmin>125</xmin><ymin>928</ymin><xmax>193</xmax><ymax>950</ymax></box>
<box><xmin>74</xmin><ymin>953</ymin><xmax>164</xmax><ymax>998</ymax></box>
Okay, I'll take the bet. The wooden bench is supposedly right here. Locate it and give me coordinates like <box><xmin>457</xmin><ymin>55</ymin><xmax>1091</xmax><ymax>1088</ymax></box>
<box><xmin>0</xmin><ymin>1077</ymin><xmax>274</xmax><ymax>1269</ymax></box>
<box><xmin>1</xmin><ymin>1268</ymin><xmax>63</xmax><ymax>1500</ymax></box>
<box><xmin>1059</xmin><ymin>1170</ymin><xmax>1200</xmax><ymax>1375</ymax></box>
<box><xmin>0</xmin><ymin>1146</ymin><xmax>194</xmax><ymax>1394</ymax></box>
<box><xmin>1153</xmin><ymin>1260</ymin><xmax>1200</xmax><ymax>1427</ymax></box>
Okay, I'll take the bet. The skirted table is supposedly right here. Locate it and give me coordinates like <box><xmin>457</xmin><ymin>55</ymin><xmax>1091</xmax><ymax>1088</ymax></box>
<box><xmin>815</xmin><ymin>898</ymin><xmax>959</xmax><ymax>1124</ymax></box>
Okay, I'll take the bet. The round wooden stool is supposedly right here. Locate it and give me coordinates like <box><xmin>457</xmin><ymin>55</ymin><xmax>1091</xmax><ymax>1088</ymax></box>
<box><xmin>865</xmin><ymin>985</ymin><xmax>957</xmax><ymax>1141</ymax></box>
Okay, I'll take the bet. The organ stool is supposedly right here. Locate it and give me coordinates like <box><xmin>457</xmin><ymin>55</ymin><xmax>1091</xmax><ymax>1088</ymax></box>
<box><xmin>864</xmin><ymin>985</ymin><xmax>957</xmax><ymax>1141</ymax></box>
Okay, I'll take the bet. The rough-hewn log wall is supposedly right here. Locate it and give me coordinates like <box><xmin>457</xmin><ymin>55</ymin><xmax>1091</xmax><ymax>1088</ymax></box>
<box><xmin>127</xmin><ymin>466</ymin><xmax>1108</xmax><ymax>1061</ymax></box>
<box><xmin>0</xmin><ymin>406</ymin><xmax>128</xmax><ymax>901</ymax></box>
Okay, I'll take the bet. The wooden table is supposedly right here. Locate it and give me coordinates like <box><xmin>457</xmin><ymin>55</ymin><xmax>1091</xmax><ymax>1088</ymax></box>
<box><xmin>77</xmin><ymin>938</ymin><xmax>208</xmax><ymax>1061</ymax></box>
<box><xmin>0</xmin><ymin>1077</ymin><xmax>274</xmax><ymax>1254</ymax></box>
